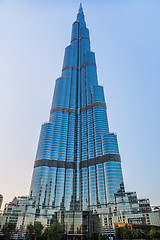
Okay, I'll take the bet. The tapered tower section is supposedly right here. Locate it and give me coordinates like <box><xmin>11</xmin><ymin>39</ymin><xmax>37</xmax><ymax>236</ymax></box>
<box><xmin>30</xmin><ymin>4</ymin><xmax>125</xmax><ymax>211</ymax></box>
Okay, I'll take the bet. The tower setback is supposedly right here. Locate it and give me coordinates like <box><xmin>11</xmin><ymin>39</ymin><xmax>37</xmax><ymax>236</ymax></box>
<box><xmin>2</xmin><ymin>5</ymin><xmax>159</xmax><ymax>238</ymax></box>
<box><xmin>30</xmin><ymin>4</ymin><xmax>125</xmax><ymax>211</ymax></box>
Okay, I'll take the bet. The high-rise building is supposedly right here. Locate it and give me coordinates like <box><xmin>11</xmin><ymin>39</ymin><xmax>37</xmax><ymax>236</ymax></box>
<box><xmin>0</xmin><ymin>194</ymin><xmax>3</xmax><ymax>209</ymax></box>
<box><xmin>30</xmin><ymin>3</ymin><xmax>125</xmax><ymax>212</ymax></box>
<box><xmin>1</xmin><ymin>4</ymin><xmax>160</xmax><ymax>238</ymax></box>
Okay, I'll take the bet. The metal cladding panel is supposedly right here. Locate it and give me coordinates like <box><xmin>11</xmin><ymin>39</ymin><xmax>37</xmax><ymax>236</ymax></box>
<box><xmin>80</xmin><ymin>42</ymin><xmax>90</xmax><ymax>65</ymax></box>
<box><xmin>80</xmin><ymin>68</ymin><xmax>87</xmax><ymax>108</ymax></box>
<box><xmin>30</xmin><ymin>5</ymin><xmax>127</xmax><ymax>210</ymax></box>
<box><xmin>91</xmin><ymin>85</ymin><xmax>105</xmax><ymax>103</ymax></box>
<box><xmin>54</xmin><ymin>168</ymin><xmax>65</xmax><ymax>208</ymax></box>
<box><xmin>62</xmin><ymin>45</ymin><xmax>74</xmax><ymax>69</ymax></box>
<box><xmin>51</xmin><ymin>77</ymin><xmax>66</xmax><ymax>109</ymax></box>
<box><xmin>88</xmin><ymin>165</ymin><xmax>97</xmax><ymax>207</ymax></box>
<box><xmin>93</xmin><ymin>106</ymin><xmax>109</xmax><ymax>136</ymax></box>
<box><xmin>69</xmin><ymin>69</ymin><xmax>77</xmax><ymax>109</ymax></box>
<box><xmin>81</xmin><ymin>111</ymin><xmax>88</xmax><ymax>161</ymax></box>
<box><xmin>71</xmin><ymin>22</ymin><xmax>78</xmax><ymax>40</ymax></box>
<box><xmin>104</xmin><ymin>161</ymin><xmax>124</xmax><ymax>203</ymax></box>
<box><xmin>30</xmin><ymin>166</ymin><xmax>50</xmax><ymax>204</ymax></box>
<box><xmin>64</xmin><ymin>75</ymin><xmax>72</xmax><ymax>108</ymax></box>
<box><xmin>81</xmin><ymin>27</ymin><xmax>89</xmax><ymax>38</ymax></box>
<box><xmin>80</xmin><ymin>28</ymin><xmax>90</xmax><ymax>65</ymax></box>
<box><xmin>101</xmin><ymin>133</ymin><xmax>119</xmax><ymax>155</ymax></box>
<box><xmin>50</xmin><ymin>112</ymin><xmax>63</xmax><ymax>160</ymax></box>
<box><xmin>71</xmin><ymin>40</ymin><xmax>78</xmax><ymax>67</ymax></box>
<box><xmin>58</xmin><ymin>112</ymin><xmax>69</xmax><ymax>161</ymax></box>
<box><xmin>80</xmin><ymin>168</ymin><xmax>88</xmax><ymax>210</ymax></box>
<box><xmin>101</xmin><ymin>133</ymin><xmax>124</xmax><ymax>203</ymax></box>
<box><xmin>85</xmin><ymin>51</ymin><xmax>96</xmax><ymax>64</ymax></box>
<box><xmin>96</xmin><ymin>163</ymin><xmax>106</xmax><ymax>205</ymax></box>
<box><xmin>67</xmin><ymin>113</ymin><xmax>76</xmax><ymax>162</ymax></box>
<box><xmin>64</xmin><ymin>169</ymin><xmax>74</xmax><ymax>210</ymax></box>
<box><xmin>84</xmin><ymin>52</ymin><xmax>98</xmax><ymax>105</ymax></box>
<box><xmin>36</xmin><ymin>123</ymin><xmax>54</xmax><ymax>160</ymax></box>
<box><xmin>87</xmin><ymin>109</ymin><xmax>95</xmax><ymax>159</ymax></box>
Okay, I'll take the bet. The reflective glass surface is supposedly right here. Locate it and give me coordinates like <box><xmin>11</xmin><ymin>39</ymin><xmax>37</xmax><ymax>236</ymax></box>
<box><xmin>30</xmin><ymin>6</ymin><xmax>126</xmax><ymax>212</ymax></box>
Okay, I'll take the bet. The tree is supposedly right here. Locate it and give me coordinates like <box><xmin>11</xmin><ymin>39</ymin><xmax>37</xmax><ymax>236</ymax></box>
<box><xmin>42</xmin><ymin>227</ymin><xmax>49</xmax><ymax>240</ymax></box>
<box><xmin>27</xmin><ymin>223</ymin><xmax>34</xmax><ymax>239</ymax></box>
<box><xmin>27</xmin><ymin>222</ymin><xmax>43</xmax><ymax>240</ymax></box>
<box><xmin>43</xmin><ymin>223</ymin><xmax>64</xmax><ymax>240</ymax></box>
<box><xmin>148</xmin><ymin>228</ymin><xmax>160</xmax><ymax>239</ymax></box>
<box><xmin>1</xmin><ymin>222</ymin><xmax>17</xmax><ymax>240</ymax></box>
<box><xmin>132</xmin><ymin>228</ymin><xmax>147</xmax><ymax>239</ymax></box>
<box><xmin>115</xmin><ymin>224</ymin><xmax>150</xmax><ymax>239</ymax></box>
<box><xmin>98</xmin><ymin>234</ymin><xmax>109</xmax><ymax>240</ymax></box>
<box><xmin>91</xmin><ymin>233</ymin><xmax>99</xmax><ymax>240</ymax></box>
<box><xmin>91</xmin><ymin>233</ymin><xmax>109</xmax><ymax>240</ymax></box>
<box><xmin>121</xmin><ymin>225</ymin><xmax>133</xmax><ymax>239</ymax></box>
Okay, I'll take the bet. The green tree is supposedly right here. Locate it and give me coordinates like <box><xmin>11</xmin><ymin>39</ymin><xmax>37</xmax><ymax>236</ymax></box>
<box><xmin>42</xmin><ymin>227</ymin><xmax>49</xmax><ymax>240</ymax></box>
<box><xmin>27</xmin><ymin>222</ymin><xmax>43</xmax><ymax>240</ymax></box>
<box><xmin>1</xmin><ymin>222</ymin><xmax>17</xmax><ymax>240</ymax></box>
<box><xmin>91</xmin><ymin>233</ymin><xmax>99</xmax><ymax>240</ymax></box>
<box><xmin>121</xmin><ymin>225</ymin><xmax>133</xmax><ymax>239</ymax></box>
<box><xmin>43</xmin><ymin>223</ymin><xmax>64</xmax><ymax>240</ymax></box>
<box><xmin>132</xmin><ymin>228</ymin><xmax>147</xmax><ymax>239</ymax></box>
<box><xmin>116</xmin><ymin>225</ymin><xmax>148</xmax><ymax>239</ymax></box>
<box><xmin>98</xmin><ymin>234</ymin><xmax>109</xmax><ymax>240</ymax></box>
<box><xmin>148</xmin><ymin>228</ymin><xmax>160</xmax><ymax>239</ymax></box>
<box><xmin>27</xmin><ymin>223</ymin><xmax>34</xmax><ymax>239</ymax></box>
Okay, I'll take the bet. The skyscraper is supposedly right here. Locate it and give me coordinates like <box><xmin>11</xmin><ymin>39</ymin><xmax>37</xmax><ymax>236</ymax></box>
<box><xmin>0</xmin><ymin>194</ymin><xmax>3</xmax><ymax>209</ymax></box>
<box><xmin>30</xmin><ymin>4</ymin><xmax>125</xmax><ymax>211</ymax></box>
<box><xmin>2</xmin><ymin>4</ymin><xmax>160</xmax><ymax>237</ymax></box>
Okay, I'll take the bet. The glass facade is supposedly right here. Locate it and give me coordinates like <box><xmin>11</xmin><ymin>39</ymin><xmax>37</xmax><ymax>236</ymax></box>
<box><xmin>3</xmin><ymin>5</ymin><xmax>159</xmax><ymax>238</ymax></box>
<box><xmin>30</xmin><ymin>4</ymin><xmax>126</xmax><ymax>211</ymax></box>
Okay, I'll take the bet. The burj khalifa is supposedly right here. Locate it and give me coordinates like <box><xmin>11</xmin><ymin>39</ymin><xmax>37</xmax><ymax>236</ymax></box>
<box><xmin>30</xmin><ymin>4</ymin><xmax>126</xmax><ymax>212</ymax></box>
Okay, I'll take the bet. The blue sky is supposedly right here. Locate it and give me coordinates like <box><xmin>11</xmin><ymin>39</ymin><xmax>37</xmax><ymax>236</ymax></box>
<box><xmin>0</xmin><ymin>0</ymin><xmax>160</xmax><ymax>208</ymax></box>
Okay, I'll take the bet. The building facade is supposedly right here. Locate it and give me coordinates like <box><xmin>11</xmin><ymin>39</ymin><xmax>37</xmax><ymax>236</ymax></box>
<box><xmin>30</xmin><ymin>3</ymin><xmax>125</xmax><ymax>213</ymax></box>
<box><xmin>0</xmin><ymin>195</ymin><xmax>3</xmax><ymax>209</ymax></box>
<box><xmin>1</xmin><ymin>5</ymin><xmax>160</xmax><ymax>238</ymax></box>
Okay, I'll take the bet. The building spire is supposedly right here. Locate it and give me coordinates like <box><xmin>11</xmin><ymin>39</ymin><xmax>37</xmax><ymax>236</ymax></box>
<box><xmin>79</xmin><ymin>3</ymin><xmax>83</xmax><ymax>14</ymax></box>
<box><xmin>76</xmin><ymin>3</ymin><xmax>85</xmax><ymax>24</ymax></box>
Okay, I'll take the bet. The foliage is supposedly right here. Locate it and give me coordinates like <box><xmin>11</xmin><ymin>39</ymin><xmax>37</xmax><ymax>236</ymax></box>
<box><xmin>121</xmin><ymin>225</ymin><xmax>133</xmax><ymax>239</ymax></box>
<box><xmin>115</xmin><ymin>224</ymin><xmax>148</xmax><ymax>239</ymax></box>
<box><xmin>1</xmin><ymin>222</ymin><xmax>17</xmax><ymax>240</ymax></box>
<box><xmin>132</xmin><ymin>228</ymin><xmax>147</xmax><ymax>239</ymax></box>
<box><xmin>91</xmin><ymin>233</ymin><xmax>109</xmax><ymax>240</ymax></box>
<box><xmin>42</xmin><ymin>222</ymin><xmax>64</xmax><ymax>240</ymax></box>
<box><xmin>27</xmin><ymin>222</ymin><xmax>43</xmax><ymax>240</ymax></box>
<box><xmin>41</xmin><ymin>227</ymin><xmax>49</xmax><ymax>240</ymax></box>
<box><xmin>91</xmin><ymin>233</ymin><xmax>99</xmax><ymax>240</ymax></box>
<box><xmin>98</xmin><ymin>234</ymin><xmax>109</xmax><ymax>240</ymax></box>
<box><xmin>148</xmin><ymin>228</ymin><xmax>160</xmax><ymax>239</ymax></box>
